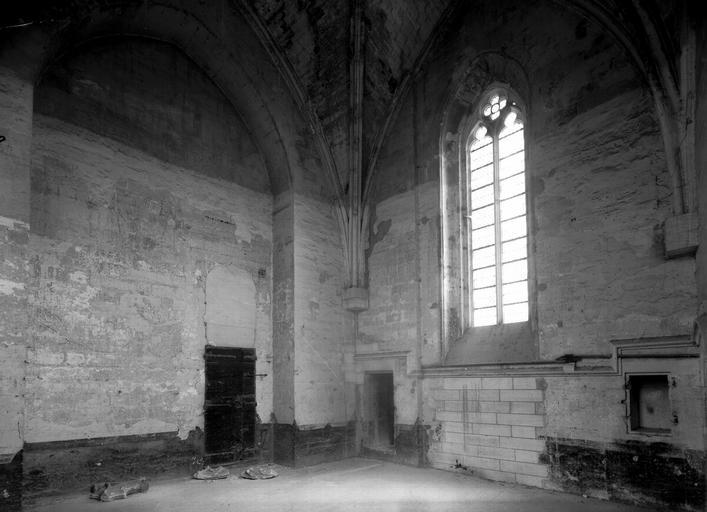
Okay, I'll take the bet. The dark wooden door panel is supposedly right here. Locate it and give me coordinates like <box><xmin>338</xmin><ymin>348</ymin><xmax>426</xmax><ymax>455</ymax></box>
<box><xmin>204</xmin><ymin>346</ymin><xmax>256</xmax><ymax>463</ymax></box>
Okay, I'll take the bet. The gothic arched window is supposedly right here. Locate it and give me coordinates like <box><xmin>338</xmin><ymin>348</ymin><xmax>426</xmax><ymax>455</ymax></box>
<box><xmin>466</xmin><ymin>90</ymin><xmax>528</xmax><ymax>327</ymax></box>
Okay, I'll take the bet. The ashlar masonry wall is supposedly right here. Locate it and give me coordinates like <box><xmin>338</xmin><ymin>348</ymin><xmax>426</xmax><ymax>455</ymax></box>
<box><xmin>425</xmin><ymin>376</ymin><xmax>547</xmax><ymax>486</ymax></box>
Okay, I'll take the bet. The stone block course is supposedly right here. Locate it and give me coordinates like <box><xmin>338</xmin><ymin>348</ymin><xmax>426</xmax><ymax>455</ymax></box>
<box><xmin>497</xmin><ymin>413</ymin><xmax>544</xmax><ymax>427</ymax></box>
<box><xmin>510</xmin><ymin>402</ymin><xmax>535</xmax><ymax>414</ymax></box>
<box><xmin>500</xmin><ymin>390</ymin><xmax>544</xmax><ymax>402</ymax></box>
<box><xmin>443</xmin><ymin>400</ymin><xmax>464</xmax><ymax>412</ymax></box>
<box><xmin>466</xmin><ymin>412</ymin><xmax>497</xmax><ymax>424</ymax></box>
<box><xmin>438</xmin><ymin>441</ymin><xmax>465</xmax><ymax>454</ymax></box>
<box><xmin>482</xmin><ymin>377</ymin><xmax>513</xmax><ymax>389</ymax></box>
<box><xmin>443</xmin><ymin>421</ymin><xmax>464</xmax><ymax>433</ymax></box>
<box><xmin>429</xmin><ymin>375</ymin><xmax>547</xmax><ymax>488</ymax></box>
<box><xmin>511</xmin><ymin>426</ymin><xmax>538</xmax><ymax>439</ymax></box>
<box><xmin>432</xmin><ymin>389</ymin><xmax>460</xmax><ymax>401</ymax></box>
<box><xmin>515</xmin><ymin>449</ymin><xmax>541</xmax><ymax>463</ymax></box>
<box><xmin>443</xmin><ymin>378</ymin><xmax>481</xmax><ymax>389</ymax></box>
<box><xmin>444</xmin><ymin>432</ymin><xmax>464</xmax><ymax>444</ymax></box>
<box><xmin>436</xmin><ymin>411</ymin><xmax>463</xmax><ymax>422</ymax></box>
<box><xmin>479</xmin><ymin>401</ymin><xmax>511</xmax><ymax>413</ymax></box>
<box><xmin>476</xmin><ymin>390</ymin><xmax>500</xmax><ymax>401</ymax></box>
<box><xmin>464</xmin><ymin>434</ymin><xmax>500</xmax><ymax>447</ymax></box>
<box><xmin>478</xmin><ymin>446</ymin><xmax>516</xmax><ymax>461</ymax></box>
<box><xmin>473</xmin><ymin>424</ymin><xmax>511</xmax><ymax>437</ymax></box>
<box><xmin>513</xmin><ymin>378</ymin><xmax>538</xmax><ymax>389</ymax></box>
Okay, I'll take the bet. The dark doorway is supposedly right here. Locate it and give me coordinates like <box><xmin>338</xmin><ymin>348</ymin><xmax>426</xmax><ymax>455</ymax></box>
<box><xmin>204</xmin><ymin>346</ymin><xmax>256</xmax><ymax>464</ymax></box>
<box><xmin>365</xmin><ymin>372</ymin><xmax>395</xmax><ymax>450</ymax></box>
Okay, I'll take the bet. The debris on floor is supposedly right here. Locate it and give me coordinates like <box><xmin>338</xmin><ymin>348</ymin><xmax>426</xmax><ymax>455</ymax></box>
<box><xmin>240</xmin><ymin>464</ymin><xmax>278</xmax><ymax>480</ymax></box>
<box><xmin>193</xmin><ymin>466</ymin><xmax>230</xmax><ymax>480</ymax></box>
<box><xmin>89</xmin><ymin>478</ymin><xmax>149</xmax><ymax>502</ymax></box>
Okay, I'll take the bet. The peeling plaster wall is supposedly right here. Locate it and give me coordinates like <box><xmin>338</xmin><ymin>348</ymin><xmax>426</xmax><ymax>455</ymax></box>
<box><xmin>272</xmin><ymin>192</ymin><xmax>295</xmax><ymax>426</ymax></box>
<box><xmin>27</xmin><ymin>117</ymin><xmax>273</xmax><ymax>442</ymax></box>
<box><xmin>0</xmin><ymin>66</ymin><xmax>33</xmax><ymax>466</ymax></box>
<box><xmin>26</xmin><ymin>40</ymin><xmax>273</xmax><ymax>445</ymax></box>
<box><xmin>0</xmin><ymin>214</ymin><xmax>29</xmax><ymax>456</ymax></box>
<box><xmin>293</xmin><ymin>194</ymin><xmax>351</xmax><ymax>427</ymax></box>
<box><xmin>359</xmin><ymin>181</ymin><xmax>440</xmax><ymax>364</ymax></box>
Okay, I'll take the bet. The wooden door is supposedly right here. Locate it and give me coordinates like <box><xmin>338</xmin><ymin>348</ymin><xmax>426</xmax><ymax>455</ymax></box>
<box><xmin>204</xmin><ymin>346</ymin><xmax>256</xmax><ymax>463</ymax></box>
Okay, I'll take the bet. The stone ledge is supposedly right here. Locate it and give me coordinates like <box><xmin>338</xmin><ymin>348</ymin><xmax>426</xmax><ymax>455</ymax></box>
<box><xmin>354</xmin><ymin>350</ymin><xmax>410</xmax><ymax>361</ymax></box>
<box><xmin>421</xmin><ymin>334</ymin><xmax>696</xmax><ymax>379</ymax></box>
<box><xmin>415</xmin><ymin>361</ymin><xmax>574</xmax><ymax>377</ymax></box>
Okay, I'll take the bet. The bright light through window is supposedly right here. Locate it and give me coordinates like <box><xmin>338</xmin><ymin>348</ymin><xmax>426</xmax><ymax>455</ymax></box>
<box><xmin>467</xmin><ymin>92</ymin><xmax>528</xmax><ymax>327</ymax></box>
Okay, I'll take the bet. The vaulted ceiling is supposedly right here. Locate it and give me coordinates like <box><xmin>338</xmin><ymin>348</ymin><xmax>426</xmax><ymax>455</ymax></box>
<box><xmin>1</xmin><ymin>0</ymin><xmax>687</xmax><ymax>200</ymax></box>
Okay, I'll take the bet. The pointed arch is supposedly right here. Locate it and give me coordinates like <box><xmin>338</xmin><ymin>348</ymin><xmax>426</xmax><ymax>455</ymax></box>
<box><xmin>439</xmin><ymin>52</ymin><xmax>535</xmax><ymax>360</ymax></box>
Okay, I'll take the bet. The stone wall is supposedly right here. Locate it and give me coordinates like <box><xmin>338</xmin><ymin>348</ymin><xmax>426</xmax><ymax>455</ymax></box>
<box><xmin>294</xmin><ymin>194</ymin><xmax>350</xmax><ymax>428</ymax></box>
<box><xmin>425</xmin><ymin>376</ymin><xmax>547</xmax><ymax>486</ymax></box>
<box><xmin>359</xmin><ymin>0</ymin><xmax>703</xmax><ymax>509</ymax></box>
<box><xmin>27</xmin><ymin>116</ymin><xmax>273</xmax><ymax>442</ymax></box>
<box><xmin>421</xmin><ymin>364</ymin><xmax>705</xmax><ymax>510</ymax></box>
<box><xmin>0</xmin><ymin>64</ymin><xmax>34</xmax><ymax>511</ymax></box>
<box><xmin>22</xmin><ymin>38</ymin><xmax>275</xmax><ymax>494</ymax></box>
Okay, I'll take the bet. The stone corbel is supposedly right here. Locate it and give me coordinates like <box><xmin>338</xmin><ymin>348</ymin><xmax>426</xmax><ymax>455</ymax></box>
<box><xmin>664</xmin><ymin>212</ymin><xmax>699</xmax><ymax>258</ymax></box>
<box><xmin>343</xmin><ymin>286</ymin><xmax>369</xmax><ymax>312</ymax></box>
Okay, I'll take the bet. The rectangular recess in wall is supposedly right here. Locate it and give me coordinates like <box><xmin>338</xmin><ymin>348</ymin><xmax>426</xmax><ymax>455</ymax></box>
<box><xmin>364</xmin><ymin>372</ymin><xmax>395</xmax><ymax>450</ymax></box>
<box><xmin>627</xmin><ymin>374</ymin><xmax>672</xmax><ymax>435</ymax></box>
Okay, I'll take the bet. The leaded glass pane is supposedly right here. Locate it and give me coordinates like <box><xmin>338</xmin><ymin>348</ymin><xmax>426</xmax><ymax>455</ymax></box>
<box><xmin>472</xmin><ymin>245</ymin><xmax>496</xmax><ymax>269</ymax></box>
<box><xmin>502</xmin><ymin>237</ymin><xmax>527</xmax><ymax>262</ymax></box>
<box><xmin>503</xmin><ymin>302</ymin><xmax>528</xmax><ymax>323</ymax></box>
<box><xmin>502</xmin><ymin>281</ymin><xmax>528</xmax><ymax>305</ymax></box>
<box><xmin>500</xmin><ymin>194</ymin><xmax>526</xmax><ymax>221</ymax></box>
<box><xmin>502</xmin><ymin>259</ymin><xmax>528</xmax><ymax>284</ymax></box>
<box><xmin>471</xmin><ymin>184</ymin><xmax>494</xmax><ymax>209</ymax></box>
<box><xmin>473</xmin><ymin>286</ymin><xmax>496</xmax><ymax>309</ymax></box>
<box><xmin>499</xmin><ymin>127</ymin><xmax>524</xmax><ymax>158</ymax></box>
<box><xmin>470</xmin><ymin>204</ymin><xmax>494</xmax><ymax>229</ymax></box>
<box><xmin>471</xmin><ymin>225</ymin><xmax>495</xmax><ymax>249</ymax></box>
<box><xmin>469</xmin><ymin>138</ymin><xmax>493</xmax><ymax>170</ymax></box>
<box><xmin>473</xmin><ymin>267</ymin><xmax>496</xmax><ymax>289</ymax></box>
<box><xmin>499</xmin><ymin>151</ymin><xmax>524</xmax><ymax>179</ymax></box>
<box><xmin>501</xmin><ymin>216</ymin><xmax>527</xmax><ymax>241</ymax></box>
<box><xmin>467</xmin><ymin>93</ymin><xmax>529</xmax><ymax>327</ymax></box>
<box><xmin>474</xmin><ymin>307</ymin><xmax>497</xmax><ymax>327</ymax></box>
<box><xmin>470</xmin><ymin>164</ymin><xmax>493</xmax><ymax>190</ymax></box>
<box><xmin>500</xmin><ymin>173</ymin><xmax>525</xmax><ymax>200</ymax></box>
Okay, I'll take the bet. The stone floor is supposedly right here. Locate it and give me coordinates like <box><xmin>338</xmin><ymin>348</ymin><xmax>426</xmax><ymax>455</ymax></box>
<box><xmin>27</xmin><ymin>458</ymin><xmax>658</xmax><ymax>512</ymax></box>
